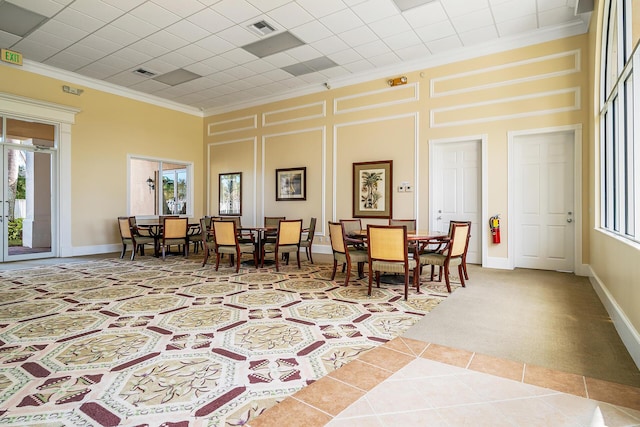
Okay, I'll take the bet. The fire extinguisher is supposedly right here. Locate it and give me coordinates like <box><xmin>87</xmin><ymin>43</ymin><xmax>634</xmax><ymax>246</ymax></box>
<box><xmin>490</xmin><ymin>215</ymin><xmax>501</xmax><ymax>244</ymax></box>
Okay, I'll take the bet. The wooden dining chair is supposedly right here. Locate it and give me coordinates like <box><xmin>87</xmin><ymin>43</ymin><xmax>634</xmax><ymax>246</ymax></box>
<box><xmin>367</xmin><ymin>224</ymin><xmax>419</xmax><ymax>300</ymax></box>
<box><xmin>300</xmin><ymin>217</ymin><xmax>317</xmax><ymax>263</ymax></box>
<box><xmin>389</xmin><ymin>218</ymin><xmax>416</xmax><ymax>231</ymax></box>
<box><xmin>328</xmin><ymin>221</ymin><xmax>368</xmax><ymax>286</ymax></box>
<box><xmin>340</xmin><ymin>218</ymin><xmax>365</xmax><ymax>250</ymax></box>
<box><xmin>160</xmin><ymin>217</ymin><xmax>188</xmax><ymax>260</ymax></box>
<box><xmin>212</xmin><ymin>220</ymin><xmax>257</xmax><ymax>272</ymax></box>
<box><xmin>201</xmin><ymin>216</ymin><xmax>215</xmax><ymax>267</ymax></box>
<box><xmin>418</xmin><ymin>221</ymin><xmax>470</xmax><ymax>292</ymax></box>
<box><xmin>449</xmin><ymin>220</ymin><xmax>472</xmax><ymax>280</ymax></box>
<box><xmin>264</xmin><ymin>216</ymin><xmax>285</xmax><ymax>244</ymax></box>
<box><xmin>117</xmin><ymin>216</ymin><xmax>155</xmax><ymax>260</ymax></box>
<box><xmin>262</xmin><ymin>219</ymin><xmax>302</xmax><ymax>271</ymax></box>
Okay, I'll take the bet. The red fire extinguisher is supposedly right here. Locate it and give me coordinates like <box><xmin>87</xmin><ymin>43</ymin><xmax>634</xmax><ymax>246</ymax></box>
<box><xmin>490</xmin><ymin>215</ymin><xmax>501</xmax><ymax>244</ymax></box>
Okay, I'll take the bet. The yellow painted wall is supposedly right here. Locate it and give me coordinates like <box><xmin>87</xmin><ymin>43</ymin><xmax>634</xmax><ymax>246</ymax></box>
<box><xmin>205</xmin><ymin>35</ymin><xmax>590</xmax><ymax>262</ymax></box>
<box><xmin>0</xmin><ymin>65</ymin><xmax>203</xmax><ymax>248</ymax></box>
<box><xmin>588</xmin><ymin>0</ymin><xmax>640</xmax><ymax>340</ymax></box>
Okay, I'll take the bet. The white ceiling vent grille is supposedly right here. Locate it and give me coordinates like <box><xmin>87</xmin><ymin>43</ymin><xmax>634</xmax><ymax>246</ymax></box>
<box><xmin>133</xmin><ymin>68</ymin><xmax>156</xmax><ymax>77</ymax></box>
<box><xmin>248</xmin><ymin>20</ymin><xmax>276</xmax><ymax>36</ymax></box>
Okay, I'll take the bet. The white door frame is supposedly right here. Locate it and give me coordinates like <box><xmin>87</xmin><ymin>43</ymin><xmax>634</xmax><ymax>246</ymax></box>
<box><xmin>429</xmin><ymin>134</ymin><xmax>488</xmax><ymax>268</ymax></box>
<box><xmin>0</xmin><ymin>92</ymin><xmax>79</xmax><ymax>259</ymax></box>
<box><xmin>508</xmin><ymin>125</ymin><xmax>585</xmax><ymax>274</ymax></box>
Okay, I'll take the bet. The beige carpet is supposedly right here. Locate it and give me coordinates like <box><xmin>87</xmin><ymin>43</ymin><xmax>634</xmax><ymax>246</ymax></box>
<box><xmin>403</xmin><ymin>264</ymin><xmax>640</xmax><ymax>387</ymax></box>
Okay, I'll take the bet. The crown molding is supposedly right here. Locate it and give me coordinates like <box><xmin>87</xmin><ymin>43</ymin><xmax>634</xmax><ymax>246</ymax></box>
<box><xmin>3</xmin><ymin>60</ymin><xmax>204</xmax><ymax>117</ymax></box>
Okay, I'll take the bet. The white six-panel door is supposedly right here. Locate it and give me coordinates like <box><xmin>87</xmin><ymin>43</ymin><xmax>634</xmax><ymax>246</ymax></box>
<box><xmin>431</xmin><ymin>140</ymin><xmax>482</xmax><ymax>264</ymax></box>
<box><xmin>513</xmin><ymin>131</ymin><xmax>575</xmax><ymax>271</ymax></box>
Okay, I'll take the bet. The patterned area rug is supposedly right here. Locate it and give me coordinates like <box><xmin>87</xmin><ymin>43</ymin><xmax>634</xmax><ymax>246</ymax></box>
<box><xmin>0</xmin><ymin>255</ymin><xmax>456</xmax><ymax>426</ymax></box>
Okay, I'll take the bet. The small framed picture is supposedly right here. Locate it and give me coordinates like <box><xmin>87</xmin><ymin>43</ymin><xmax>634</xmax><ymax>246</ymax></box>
<box><xmin>276</xmin><ymin>167</ymin><xmax>306</xmax><ymax>201</ymax></box>
<box><xmin>219</xmin><ymin>172</ymin><xmax>242</xmax><ymax>215</ymax></box>
<box><xmin>353</xmin><ymin>160</ymin><xmax>392</xmax><ymax>218</ymax></box>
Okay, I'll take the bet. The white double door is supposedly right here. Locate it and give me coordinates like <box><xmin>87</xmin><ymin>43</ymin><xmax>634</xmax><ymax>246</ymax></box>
<box><xmin>512</xmin><ymin>131</ymin><xmax>575</xmax><ymax>271</ymax></box>
<box><xmin>430</xmin><ymin>139</ymin><xmax>482</xmax><ymax>264</ymax></box>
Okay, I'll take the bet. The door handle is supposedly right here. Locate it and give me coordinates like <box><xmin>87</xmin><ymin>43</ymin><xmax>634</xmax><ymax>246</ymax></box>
<box><xmin>567</xmin><ymin>218</ymin><xmax>573</xmax><ymax>223</ymax></box>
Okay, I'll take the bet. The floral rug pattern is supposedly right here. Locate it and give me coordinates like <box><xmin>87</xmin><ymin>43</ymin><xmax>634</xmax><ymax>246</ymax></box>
<box><xmin>0</xmin><ymin>255</ymin><xmax>455</xmax><ymax>426</ymax></box>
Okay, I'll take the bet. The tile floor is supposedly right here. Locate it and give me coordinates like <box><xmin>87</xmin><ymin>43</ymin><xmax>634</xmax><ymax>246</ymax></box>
<box><xmin>247</xmin><ymin>337</ymin><xmax>640</xmax><ymax>427</ymax></box>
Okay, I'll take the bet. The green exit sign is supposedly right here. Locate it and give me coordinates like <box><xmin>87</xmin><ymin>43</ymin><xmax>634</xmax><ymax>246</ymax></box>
<box><xmin>1</xmin><ymin>49</ymin><xmax>22</xmax><ymax>66</ymax></box>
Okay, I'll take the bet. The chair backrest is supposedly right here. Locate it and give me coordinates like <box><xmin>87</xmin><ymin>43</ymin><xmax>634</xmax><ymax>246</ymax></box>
<box><xmin>340</xmin><ymin>219</ymin><xmax>362</xmax><ymax>236</ymax></box>
<box><xmin>118</xmin><ymin>216</ymin><xmax>133</xmax><ymax>239</ymax></box>
<box><xmin>448</xmin><ymin>222</ymin><xmax>471</xmax><ymax>257</ymax></box>
<box><xmin>265</xmin><ymin>216</ymin><xmax>285</xmax><ymax>228</ymax></box>
<box><xmin>328</xmin><ymin>221</ymin><xmax>346</xmax><ymax>254</ymax></box>
<box><xmin>221</xmin><ymin>216</ymin><xmax>241</xmax><ymax>229</ymax></box>
<box><xmin>305</xmin><ymin>217</ymin><xmax>317</xmax><ymax>242</ymax></box>
<box><xmin>277</xmin><ymin>219</ymin><xmax>302</xmax><ymax>245</ymax></box>
<box><xmin>213</xmin><ymin>220</ymin><xmax>237</xmax><ymax>246</ymax></box>
<box><xmin>389</xmin><ymin>218</ymin><xmax>416</xmax><ymax>232</ymax></box>
<box><xmin>201</xmin><ymin>217</ymin><xmax>214</xmax><ymax>243</ymax></box>
<box><xmin>163</xmin><ymin>217</ymin><xmax>188</xmax><ymax>239</ymax></box>
<box><xmin>367</xmin><ymin>224</ymin><xmax>408</xmax><ymax>262</ymax></box>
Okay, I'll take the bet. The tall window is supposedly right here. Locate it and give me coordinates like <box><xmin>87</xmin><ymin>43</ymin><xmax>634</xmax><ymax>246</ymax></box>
<box><xmin>129</xmin><ymin>157</ymin><xmax>193</xmax><ymax>217</ymax></box>
<box><xmin>600</xmin><ymin>0</ymin><xmax>637</xmax><ymax>241</ymax></box>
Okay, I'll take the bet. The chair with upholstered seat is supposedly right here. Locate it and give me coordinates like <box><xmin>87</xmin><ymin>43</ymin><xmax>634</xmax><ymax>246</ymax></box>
<box><xmin>211</xmin><ymin>220</ymin><xmax>257</xmax><ymax>272</ymax></box>
<box><xmin>201</xmin><ymin>216</ymin><xmax>215</xmax><ymax>267</ymax></box>
<box><xmin>160</xmin><ymin>217</ymin><xmax>188</xmax><ymax>260</ymax></box>
<box><xmin>418</xmin><ymin>221</ymin><xmax>470</xmax><ymax>292</ymax></box>
<box><xmin>118</xmin><ymin>216</ymin><xmax>155</xmax><ymax>260</ymax></box>
<box><xmin>389</xmin><ymin>218</ymin><xmax>416</xmax><ymax>231</ymax></box>
<box><xmin>449</xmin><ymin>220</ymin><xmax>472</xmax><ymax>280</ymax></box>
<box><xmin>262</xmin><ymin>219</ymin><xmax>302</xmax><ymax>271</ymax></box>
<box><xmin>299</xmin><ymin>217</ymin><xmax>317</xmax><ymax>263</ymax></box>
<box><xmin>328</xmin><ymin>221</ymin><xmax>368</xmax><ymax>286</ymax></box>
<box><xmin>264</xmin><ymin>216</ymin><xmax>285</xmax><ymax>244</ymax></box>
<box><xmin>367</xmin><ymin>224</ymin><xmax>419</xmax><ymax>300</ymax></box>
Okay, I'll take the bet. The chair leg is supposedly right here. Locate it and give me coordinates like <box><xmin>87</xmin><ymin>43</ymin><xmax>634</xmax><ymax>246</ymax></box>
<box><xmin>344</xmin><ymin>259</ymin><xmax>351</xmax><ymax>287</ymax></box>
<box><xmin>296</xmin><ymin>251</ymin><xmax>301</xmax><ymax>269</ymax></box>
<box><xmin>307</xmin><ymin>247</ymin><xmax>313</xmax><ymax>264</ymax></box>
<box><xmin>403</xmin><ymin>273</ymin><xmax>409</xmax><ymax>301</ymax></box>
<box><xmin>462</xmin><ymin>258</ymin><xmax>469</xmax><ymax>280</ymax></box>
<box><xmin>215</xmin><ymin>253</ymin><xmax>221</xmax><ymax>271</ymax></box>
<box><xmin>331</xmin><ymin>259</ymin><xmax>338</xmax><ymax>280</ymax></box>
<box><xmin>275</xmin><ymin>249</ymin><xmax>280</xmax><ymax>272</ymax></box>
<box><xmin>120</xmin><ymin>244</ymin><xmax>127</xmax><ymax>259</ymax></box>
<box><xmin>235</xmin><ymin>249</ymin><xmax>241</xmax><ymax>273</ymax></box>
<box><xmin>202</xmin><ymin>245</ymin><xmax>209</xmax><ymax>267</ymax></box>
<box><xmin>444</xmin><ymin>264</ymin><xmax>452</xmax><ymax>293</ymax></box>
<box><xmin>458</xmin><ymin>264</ymin><xmax>466</xmax><ymax>287</ymax></box>
<box><xmin>130</xmin><ymin>243</ymin><xmax>136</xmax><ymax>261</ymax></box>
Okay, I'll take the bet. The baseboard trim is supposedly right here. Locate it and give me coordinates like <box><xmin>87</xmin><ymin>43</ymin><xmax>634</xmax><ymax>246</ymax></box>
<box><xmin>72</xmin><ymin>244</ymin><xmax>121</xmax><ymax>257</ymax></box>
<box><xmin>589</xmin><ymin>266</ymin><xmax>640</xmax><ymax>370</ymax></box>
<box><xmin>484</xmin><ymin>256</ymin><xmax>512</xmax><ymax>270</ymax></box>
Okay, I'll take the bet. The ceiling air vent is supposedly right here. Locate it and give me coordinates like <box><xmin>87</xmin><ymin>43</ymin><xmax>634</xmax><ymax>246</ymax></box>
<box><xmin>133</xmin><ymin>68</ymin><xmax>156</xmax><ymax>77</ymax></box>
<box><xmin>248</xmin><ymin>20</ymin><xmax>276</xmax><ymax>36</ymax></box>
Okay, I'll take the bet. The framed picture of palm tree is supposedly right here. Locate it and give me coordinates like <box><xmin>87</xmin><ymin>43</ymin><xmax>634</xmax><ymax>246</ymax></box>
<box><xmin>353</xmin><ymin>160</ymin><xmax>392</xmax><ymax>218</ymax></box>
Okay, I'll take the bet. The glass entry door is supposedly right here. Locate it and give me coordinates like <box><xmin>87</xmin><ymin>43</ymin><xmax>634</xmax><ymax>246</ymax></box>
<box><xmin>1</xmin><ymin>117</ymin><xmax>56</xmax><ymax>262</ymax></box>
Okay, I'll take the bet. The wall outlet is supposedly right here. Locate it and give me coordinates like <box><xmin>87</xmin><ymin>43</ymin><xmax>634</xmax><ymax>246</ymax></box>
<box><xmin>397</xmin><ymin>185</ymin><xmax>405</xmax><ymax>192</ymax></box>
<box><xmin>405</xmin><ymin>185</ymin><xmax>413</xmax><ymax>192</ymax></box>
